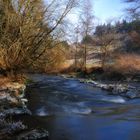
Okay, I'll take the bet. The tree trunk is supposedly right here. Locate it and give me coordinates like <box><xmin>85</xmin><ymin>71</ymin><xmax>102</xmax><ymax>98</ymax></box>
<box><xmin>83</xmin><ymin>44</ymin><xmax>87</xmax><ymax>72</ymax></box>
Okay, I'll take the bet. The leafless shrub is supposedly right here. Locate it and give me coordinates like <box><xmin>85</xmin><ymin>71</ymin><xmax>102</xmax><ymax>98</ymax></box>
<box><xmin>0</xmin><ymin>0</ymin><xmax>77</xmax><ymax>76</ymax></box>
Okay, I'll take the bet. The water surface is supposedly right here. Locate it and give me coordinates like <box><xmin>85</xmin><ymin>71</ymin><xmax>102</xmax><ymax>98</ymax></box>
<box><xmin>25</xmin><ymin>74</ymin><xmax>140</xmax><ymax>140</ymax></box>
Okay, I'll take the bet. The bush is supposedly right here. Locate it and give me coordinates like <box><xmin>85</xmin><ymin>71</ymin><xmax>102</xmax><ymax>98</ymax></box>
<box><xmin>114</xmin><ymin>54</ymin><xmax>140</xmax><ymax>74</ymax></box>
<box><xmin>0</xmin><ymin>0</ymin><xmax>76</xmax><ymax>76</ymax></box>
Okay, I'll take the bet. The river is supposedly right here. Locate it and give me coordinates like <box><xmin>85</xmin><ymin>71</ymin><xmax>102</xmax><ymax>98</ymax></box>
<box><xmin>23</xmin><ymin>74</ymin><xmax>140</xmax><ymax>140</ymax></box>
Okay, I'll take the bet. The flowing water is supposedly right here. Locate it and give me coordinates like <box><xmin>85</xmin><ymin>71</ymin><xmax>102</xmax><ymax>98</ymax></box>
<box><xmin>24</xmin><ymin>74</ymin><xmax>140</xmax><ymax>140</ymax></box>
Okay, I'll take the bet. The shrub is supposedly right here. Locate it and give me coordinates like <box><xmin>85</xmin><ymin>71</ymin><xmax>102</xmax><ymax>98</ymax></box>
<box><xmin>105</xmin><ymin>54</ymin><xmax>140</xmax><ymax>75</ymax></box>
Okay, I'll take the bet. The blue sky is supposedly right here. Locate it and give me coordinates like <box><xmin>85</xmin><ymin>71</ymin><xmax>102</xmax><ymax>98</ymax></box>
<box><xmin>44</xmin><ymin>0</ymin><xmax>128</xmax><ymax>24</ymax></box>
<box><xmin>94</xmin><ymin>0</ymin><xmax>127</xmax><ymax>23</ymax></box>
<box><xmin>66</xmin><ymin>0</ymin><xmax>128</xmax><ymax>25</ymax></box>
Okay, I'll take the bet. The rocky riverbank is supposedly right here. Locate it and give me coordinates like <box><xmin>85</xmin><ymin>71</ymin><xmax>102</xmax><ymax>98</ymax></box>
<box><xmin>55</xmin><ymin>74</ymin><xmax>140</xmax><ymax>99</ymax></box>
<box><xmin>0</xmin><ymin>81</ymin><xmax>49</xmax><ymax>140</ymax></box>
<box><xmin>79</xmin><ymin>79</ymin><xmax>140</xmax><ymax>99</ymax></box>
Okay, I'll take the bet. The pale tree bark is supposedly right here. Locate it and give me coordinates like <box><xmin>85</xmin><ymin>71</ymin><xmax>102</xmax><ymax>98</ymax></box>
<box><xmin>79</xmin><ymin>0</ymin><xmax>94</xmax><ymax>72</ymax></box>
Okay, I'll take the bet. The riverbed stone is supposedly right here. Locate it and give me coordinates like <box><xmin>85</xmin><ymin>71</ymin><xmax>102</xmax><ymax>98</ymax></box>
<box><xmin>2</xmin><ymin>107</ymin><xmax>32</xmax><ymax>116</ymax></box>
<box><xmin>78</xmin><ymin>79</ymin><xmax>140</xmax><ymax>99</ymax></box>
<box><xmin>0</xmin><ymin>119</ymin><xmax>26</xmax><ymax>139</ymax></box>
<box><xmin>125</xmin><ymin>89</ymin><xmax>139</xmax><ymax>99</ymax></box>
<box><xmin>100</xmin><ymin>84</ymin><xmax>114</xmax><ymax>91</ymax></box>
<box><xmin>17</xmin><ymin>129</ymin><xmax>49</xmax><ymax>140</ymax></box>
<box><xmin>0</xmin><ymin>81</ymin><xmax>34</xmax><ymax>140</ymax></box>
<box><xmin>112</xmin><ymin>84</ymin><xmax>128</xmax><ymax>94</ymax></box>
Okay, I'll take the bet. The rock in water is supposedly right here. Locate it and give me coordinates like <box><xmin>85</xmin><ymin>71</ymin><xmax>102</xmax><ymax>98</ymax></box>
<box><xmin>0</xmin><ymin>119</ymin><xmax>26</xmax><ymax>138</ymax></box>
<box><xmin>2</xmin><ymin>107</ymin><xmax>32</xmax><ymax>116</ymax></box>
<box><xmin>17</xmin><ymin>129</ymin><xmax>49</xmax><ymax>140</ymax></box>
<box><xmin>112</xmin><ymin>84</ymin><xmax>128</xmax><ymax>94</ymax></box>
<box><xmin>126</xmin><ymin>90</ymin><xmax>139</xmax><ymax>99</ymax></box>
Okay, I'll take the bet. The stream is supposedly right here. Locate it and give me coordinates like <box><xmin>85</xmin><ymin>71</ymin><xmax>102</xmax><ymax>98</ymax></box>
<box><xmin>24</xmin><ymin>74</ymin><xmax>140</xmax><ymax>140</ymax></box>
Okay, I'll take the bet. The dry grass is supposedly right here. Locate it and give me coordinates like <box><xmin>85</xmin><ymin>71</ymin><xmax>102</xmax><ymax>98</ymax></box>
<box><xmin>106</xmin><ymin>54</ymin><xmax>140</xmax><ymax>75</ymax></box>
<box><xmin>43</xmin><ymin>53</ymin><xmax>140</xmax><ymax>76</ymax></box>
<box><xmin>0</xmin><ymin>76</ymin><xmax>12</xmax><ymax>87</ymax></box>
<box><xmin>0</xmin><ymin>74</ymin><xmax>26</xmax><ymax>87</ymax></box>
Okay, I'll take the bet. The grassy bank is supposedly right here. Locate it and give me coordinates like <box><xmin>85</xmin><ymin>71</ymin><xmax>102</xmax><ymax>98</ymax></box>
<box><xmin>58</xmin><ymin>54</ymin><xmax>140</xmax><ymax>82</ymax></box>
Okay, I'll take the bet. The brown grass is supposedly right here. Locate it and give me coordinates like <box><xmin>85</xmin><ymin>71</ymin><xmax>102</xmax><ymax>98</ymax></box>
<box><xmin>0</xmin><ymin>74</ymin><xmax>26</xmax><ymax>87</ymax></box>
<box><xmin>0</xmin><ymin>76</ymin><xmax>12</xmax><ymax>87</ymax></box>
<box><xmin>40</xmin><ymin>53</ymin><xmax>140</xmax><ymax>76</ymax></box>
<box><xmin>106</xmin><ymin>54</ymin><xmax>140</xmax><ymax>75</ymax></box>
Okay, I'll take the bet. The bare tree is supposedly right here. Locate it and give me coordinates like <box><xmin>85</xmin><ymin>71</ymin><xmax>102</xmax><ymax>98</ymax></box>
<box><xmin>79</xmin><ymin>0</ymin><xmax>94</xmax><ymax>72</ymax></box>
<box><xmin>124</xmin><ymin>0</ymin><xmax>140</xmax><ymax>52</ymax></box>
<box><xmin>124</xmin><ymin>0</ymin><xmax>140</xmax><ymax>19</ymax></box>
<box><xmin>96</xmin><ymin>31</ymin><xmax>123</xmax><ymax>68</ymax></box>
<box><xmin>72</xmin><ymin>24</ymin><xmax>81</xmax><ymax>71</ymax></box>
<box><xmin>0</xmin><ymin>0</ymin><xmax>77</xmax><ymax>75</ymax></box>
